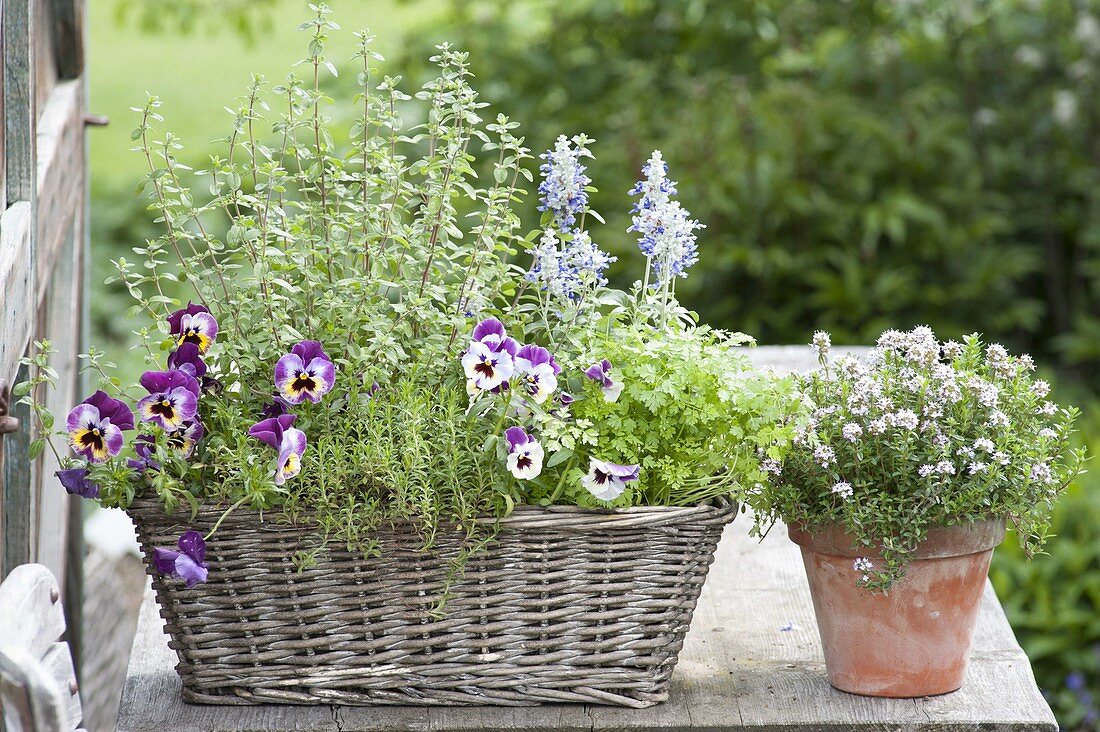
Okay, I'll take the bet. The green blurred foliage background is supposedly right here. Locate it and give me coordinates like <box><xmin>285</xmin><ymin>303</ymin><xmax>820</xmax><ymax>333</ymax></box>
<box><xmin>89</xmin><ymin>0</ymin><xmax>1099</xmax><ymax>726</ymax></box>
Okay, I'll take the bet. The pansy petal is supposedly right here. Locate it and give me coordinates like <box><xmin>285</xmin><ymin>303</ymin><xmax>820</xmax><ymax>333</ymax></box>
<box><xmin>291</xmin><ymin>340</ymin><xmax>328</xmax><ymax>365</ymax></box>
<box><xmin>140</xmin><ymin>370</ymin><xmax>200</xmax><ymax>398</ymax></box>
<box><xmin>472</xmin><ymin>318</ymin><xmax>506</xmax><ymax>343</ymax></box>
<box><xmin>66</xmin><ymin>403</ymin><xmax>100</xmax><ymax>435</ymax></box>
<box><xmin>175</xmin><ymin>555</ymin><xmax>209</xmax><ymax>587</ymax></box>
<box><xmin>103</xmin><ymin>423</ymin><xmax>125</xmax><ymax>457</ymax></box>
<box><xmin>56</xmin><ymin>467</ymin><xmax>99</xmax><ymax>499</ymax></box>
<box><xmin>504</xmin><ymin>426</ymin><xmax>530</xmax><ymax>452</ymax></box>
<box><xmin>83</xmin><ymin>390</ymin><xmax>135</xmax><ymax>431</ymax></box>
<box><xmin>167</xmin><ymin>342</ymin><xmax>207</xmax><ymax>379</ymax></box>
<box><xmin>305</xmin><ymin>357</ymin><xmax>336</xmax><ymax>394</ymax></box>
<box><xmin>249</xmin><ymin>414</ymin><xmax>297</xmax><ymax>449</ymax></box>
<box><xmin>178</xmin><ymin>530</ymin><xmax>206</xmax><ymax>564</ymax></box>
<box><xmin>152</xmin><ymin>548</ymin><xmax>180</xmax><ymax>575</ymax></box>
<box><xmin>167</xmin><ymin>302</ymin><xmax>210</xmax><ymax>334</ymax></box>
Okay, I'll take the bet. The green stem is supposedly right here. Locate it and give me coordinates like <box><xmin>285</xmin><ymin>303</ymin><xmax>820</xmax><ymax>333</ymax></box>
<box><xmin>205</xmin><ymin>496</ymin><xmax>251</xmax><ymax>540</ymax></box>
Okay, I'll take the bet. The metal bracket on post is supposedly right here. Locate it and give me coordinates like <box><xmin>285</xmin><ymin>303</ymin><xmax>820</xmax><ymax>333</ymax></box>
<box><xmin>0</xmin><ymin>380</ymin><xmax>21</xmax><ymax>434</ymax></box>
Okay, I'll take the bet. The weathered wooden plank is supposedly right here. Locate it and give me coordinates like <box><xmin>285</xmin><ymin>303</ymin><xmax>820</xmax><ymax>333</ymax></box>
<box><xmin>41</xmin><ymin>641</ymin><xmax>81</xmax><ymax>728</ymax></box>
<box><xmin>4</xmin><ymin>0</ymin><xmax>36</xmax><ymax>205</ymax></box>
<box><xmin>0</xmin><ymin>563</ymin><xmax>66</xmax><ymax>659</ymax></box>
<box><xmin>0</xmin><ymin>202</ymin><xmax>34</xmax><ymax>387</ymax></box>
<box><xmin>49</xmin><ymin>0</ymin><xmax>82</xmax><ymax>78</ymax></box>
<box><xmin>34</xmin><ymin>78</ymin><xmax>81</xmax><ymax>299</ymax></box>
<box><xmin>33</xmin><ymin>0</ymin><xmax>58</xmax><ymax>117</ymax></box>
<box><xmin>0</xmin><ymin>645</ymin><xmax>69</xmax><ymax>732</ymax></box>
<box><xmin>1</xmin><ymin>361</ymin><xmax>38</xmax><ymax>578</ymax></box>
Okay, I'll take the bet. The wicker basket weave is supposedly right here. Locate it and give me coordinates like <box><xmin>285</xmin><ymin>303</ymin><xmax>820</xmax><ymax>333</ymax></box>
<box><xmin>127</xmin><ymin>495</ymin><xmax>737</xmax><ymax>707</ymax></box>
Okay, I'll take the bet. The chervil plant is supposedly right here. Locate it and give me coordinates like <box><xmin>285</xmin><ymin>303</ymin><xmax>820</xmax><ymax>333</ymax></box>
<box><xmin>21</xmin><ymin>6</ymin><xmax>802</xmax><ymax>586</ymax></box>
<box><xmin>749</xmin><ymin>327</ymin><xmax>1086</xmax><ymax>591</ymax></box>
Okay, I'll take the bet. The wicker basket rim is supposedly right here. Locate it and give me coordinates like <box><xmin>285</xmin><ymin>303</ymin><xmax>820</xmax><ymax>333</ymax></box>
<box><xmin>127</xmin><ymin>493</ymin><xmax>739</xmax><ymax>532</ymax></box>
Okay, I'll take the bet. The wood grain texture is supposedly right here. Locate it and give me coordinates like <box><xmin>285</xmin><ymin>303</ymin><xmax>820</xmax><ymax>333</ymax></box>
<box><xmin>0</xmin><ymin>563</ymin><xmax>83</xmax><ymax>731</ymax></box>
<box><xmin>116</xmin><ymin>520</ymin><xmax>1056</xmax><ymax>731</ymax></box>
<box><xmin>34</xmin><ymin>79</ymin><xmax>81</xmax><ymax>300</ymax></box>
<box><xmin>0</xmin><ymin>202</ymin><xmax>34</xmax><ymax>388</ymax></box>
<box><xmin>4</xmin><ymin>0</ymin><xmax>36</xmax><ymax>205</ymax></box>
<box><xmin>49</xmin><ymin>0</ymin><xmax>83</xmax><ymax>78</ymax></box>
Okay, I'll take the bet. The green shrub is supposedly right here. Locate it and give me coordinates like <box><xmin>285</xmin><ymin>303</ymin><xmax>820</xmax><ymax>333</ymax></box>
<box><xmin>991</xmin><ymin>399</ymin><xmax>1100</xmax><ymax>731</ymax></box>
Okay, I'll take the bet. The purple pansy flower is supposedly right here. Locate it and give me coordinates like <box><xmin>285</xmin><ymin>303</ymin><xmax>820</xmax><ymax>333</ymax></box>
<box><xmin>168</xmin><ymin>303</ymin><xmax>219</xmax><ymax>354</ymax></box>
<box><xmin>152</xmin><ymin>530</ymin><xmax>209</xmax><ymax>588</ymax></box>
<box><xmin>167</xmin><ymin>342</ymin><xmax>207</xmax><ymax>380</ymax></box>
<box><xmin>463</xmin><ymin>341</ymin><xmax>515</xmax><ymax>393</ymax></box>
<box><xmin>137</xmin><ymin>370</ymin><xmax>199</xmax><ymax>432</ymax></box>
<box><xmin>274</xmin><ymin>340</ymin><xmax>335</xmax><ymax>405</ymax></box>
<box><xmin>127</xmin><ymin>435</ymin><xmax>160</xmax><ymax>473</ymax></box>
<box><xmin>248</xmin><ymin>414</ymin><xmax>306</xmax><ymax>484</ymax></box>
<box><xmin>472</xmin><ymin>318</ymin><xmax>520</xmax><ymax>356</ymax></box>
<box><xmin>514</xmin><ymin>345</ymin><xmax>559</xmax><ymax>404</ymax></box>
<box><xmin>275</xmin><ymin>427</ymin><xmax>307</xmax><ymax>485</ymax></box>
<box><xmin>66</xmin><ymin>391</ymin><xmax>134</xmax><ymax>463</ymax></box>
<box><xmin>504</xmin><ymin>426</ymin><xmax>544</xmax><ymax>479</ymax></box>
<box><xmin>559</xmin><ymin>392</ymin><xmax>575</xmax><ymax>406</ymax></box>
<box><xmin>584</xmin><ymin>359</ymin><xmax>624</xmax><ymax>402</ymax></box>
<box><xmin>581</xmin><ymin>458</ymin><xmax>640</xmax><ymax>501</ymax></box>
<box><xmin>56</xmin><ymin>467</ymin><xmax>99</xmax><ymax>499</ymax></box>
<box><xmin>166</xmin><ymin>420</ymin><xmax>204</xmax><ymax>457</ymax></box>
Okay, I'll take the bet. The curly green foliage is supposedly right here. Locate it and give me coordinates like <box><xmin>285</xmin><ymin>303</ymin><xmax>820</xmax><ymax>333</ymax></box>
<box><xmin>750</xmin><ymin>328</ymin><xmax>1085</xmax><ymax>591</ymax></box>
<box><xmin>538</xmin><ymin>324</ymin><xmax>803</xmax><ymax>508</ymax></box>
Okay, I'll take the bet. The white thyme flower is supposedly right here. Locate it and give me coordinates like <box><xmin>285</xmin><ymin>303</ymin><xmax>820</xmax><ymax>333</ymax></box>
<box><xmin>1017</xmin><ymin>354</ymin><xmax>1035</xmax><ymax>372</ymax></box>
<box><xmin>813</xmin><ymin>445</ymin><xmax>835</xmax><ymax>468</ymax></box>
<box><xmin>935</xmin><ymin>460</ymin><xmax>956</xmax><ymax>475</ymax></box>
<box><xmin>1036</xmin><ymin>401</ymin><xmax>1057</xmax><ymax>416</ymax></box>
<box><xmin>968</xmin><ymin>461</ymin><xmax>988</xmax><ymax>475</ymax></box>
<box><xmin>919</xmin><ymin>464</ymin><xmax>936</xmax><ymax>478</ymax></box>
<box><xmin>1031</xmin><ymin>462</ymin><xmax>1054</xmax><ymax>483</ymax></box>
<box><xmin>973</xmin><ymin>438</ymin><xmax>995</xmax><ymax>453</ymax></box>
<box><xmin>942</xmin><ymin>340</ymin><xmax>964</xmax><ymax>360</ymax></box>
<box><xmin>761</xmin><ymin>458</ymin><xmax>782</xmax><ymax>476</ymax></box>
<box><xmin>989</xmin><ymin>409</ymin><xmax>1011</xmax><ymax>427</ymax></box>
<box><xmin>993</xmin><ymin>451</ymin><xmax>1010</xmax><ymax>466</ymax></box>
<box><xmin>832</xmin><ymin>481</ymin><xmax>854</xmax><ymax>499</ymax></box>
<box><xmin>868</xmin><ymin>417</ymin><xmax>888</xmax><ymax>435</ymax></box>
<box><xmin>1039</xmin><ymin>428</ymin><xmax>1057</xmax><ymax>440</ymax></box>
<box><xmin>889</xmin><ymin>409</ymin><xmax>919</xmax><ymax>430</ymax></box>
<box><xmin>1032</xmin><ymin>380</ymin><xmax>1051</xmax><ymax>399</ymax></box>
<box><xmin>842</xmin><ymin>423</ymin><xmax>863</xmax><ymax>442</ymax></box>
<box><xmin>853</xmin><ymin>556</ymin><xmax>874</xmax><ymax>582</ymax></box>
<box><xmin>812</xmin><ymin>331</ymin><xmax>832</xmax><ymax>358</ymax></box>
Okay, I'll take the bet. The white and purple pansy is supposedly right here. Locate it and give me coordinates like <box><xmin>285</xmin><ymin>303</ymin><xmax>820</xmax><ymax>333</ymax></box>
<box><xmin>275</xmin><ymin>340</ymin><xmax>336</xmax><ymax>405</ymax></box>
<box><xmin>56</xmin><ymin>467</ymin><xmax>98</xmax><ymax>499</ymax></box>
<box><xmin>65</xmin><ymin>390</ymin><xmax>134</xmax><ymax>463</ymax></box>
<box><xmin>168</xmin><ymin>303</ymin><xmax>219</xmax><ymax>354</ymax></box>
<box><xmin>137</xmin><ymin>370</ymin><xmax>200</xmax><ymax>432</ymax></box>
<box><xmin>248</xmin><ymin>414</ymin><xmax>307</xmax><ymax>485</ymax></box>
<box><xmin>514</xmin><ymin>345</ymin><xmax>559</xmax><ymax>404</ymax></box>
<box><xmin>463</xmin><ymin>341</ymin><xmax>515</xmax><ymax>393</ymax></box>
<box><xmin>581</xmin><ymin>458</ymin><xmax>640</xmax><ymax>501</ymax></box>
<box><xmin>152</xmin><ymin>530</ymin><xmax>209</xmax><ymax>587</ymax></box>
<box><xmin>504</xmin><ymin>426</ymin><xmax>544</xmax><ymax>480</ymax></box>
<box><xmin>583</xmin><ymin>359</ymin><xmax>624</xmax><ymax>402</ymax></box>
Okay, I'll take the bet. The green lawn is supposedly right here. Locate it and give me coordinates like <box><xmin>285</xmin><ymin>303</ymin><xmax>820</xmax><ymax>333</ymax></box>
<box><xmin>88</xmin><ymin>0</ymin><xmax>439</xmax><ymax>185</ymax></box>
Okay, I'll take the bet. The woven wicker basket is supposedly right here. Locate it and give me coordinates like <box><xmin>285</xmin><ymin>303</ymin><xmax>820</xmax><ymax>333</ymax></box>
<box><xmin>127</xmin><ymin>495</ymin><xmax>737</xmax><ymax>707</ymax></box>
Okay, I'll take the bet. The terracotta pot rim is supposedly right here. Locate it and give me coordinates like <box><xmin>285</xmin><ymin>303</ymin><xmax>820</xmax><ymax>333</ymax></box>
<box><xmin>788</xmin><ymin>517</ymin><xmax>1006</xmax><ymax>560</ymax></box>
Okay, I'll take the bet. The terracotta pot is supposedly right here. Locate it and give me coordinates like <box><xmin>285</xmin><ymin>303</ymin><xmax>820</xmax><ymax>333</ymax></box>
<box><xmin>789</xmin><ymin>518</ymin><xmax>1006</xmax><ymax>698</ymax></box>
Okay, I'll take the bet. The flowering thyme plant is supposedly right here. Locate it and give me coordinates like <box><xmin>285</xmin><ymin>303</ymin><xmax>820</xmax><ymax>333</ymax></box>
<box><xmin>749</xmin><ymin>327</ymin><xmax>1086</xmax><ymax>591</ymax></box>
<box><xmin>18</xmin><ymin>6</ymin><xmax>802</xmax><ymax>587</ymax></box>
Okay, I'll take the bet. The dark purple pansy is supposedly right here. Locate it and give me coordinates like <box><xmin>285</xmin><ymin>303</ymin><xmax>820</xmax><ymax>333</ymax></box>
<box><xmin>248</xmin><ymin>413</ymin><xmax>297</xmax><ymax>449</ymax></box>
<box><xmin>583</xmin><ymin>359</ymin><xmax>624</xmax><ymax>402</ymax></box>
<box><xmin>260</xmin><ymin>397</ymin><xmax>290</xmax><ymax>420</ymax></box>
<box><xmin>127</xmin><ymin>435</ymin><xmax>160</xmax><ymax>473</ymax></box>
<box><xmin>56</xmin><ymin>467</ymin><xmax>99</xmax><ymax>499</ymax></box>
<box><xmin>137</xmin><ymin>370</ymin><xmax>199</xmax><ymax>432</ymax></box>
<box><xmin>167</xmin><ymin>342</ymin><xmax>208</xmax><ymax>380</ymax></box>
<box><xmin>274</xmin><ymin>340</ymin><xmax>336</xmax><ymax>405</ymax></box>
<box><xmin>168</xmin><ymin>303</ymin><xmax>218</xmax><ymax>354</ymax></box>
<box><xmin>559</xmin><ymin>392</ymin><xmax>575</xmax><ymax>406</ymax></box>
<box><xmin>152</xmin><ymin>530</ymin><xmax>209</xmax><ymax>588</ymax></box>
<box><xmin>65</xmin><ymin>391</ymin><xmax>134</xmax><ymax>463</ymax></box>
<box><xmin>166</xmin><ymin>420</ymin><xmax>204</xmax><ymax>457</ymax></box>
